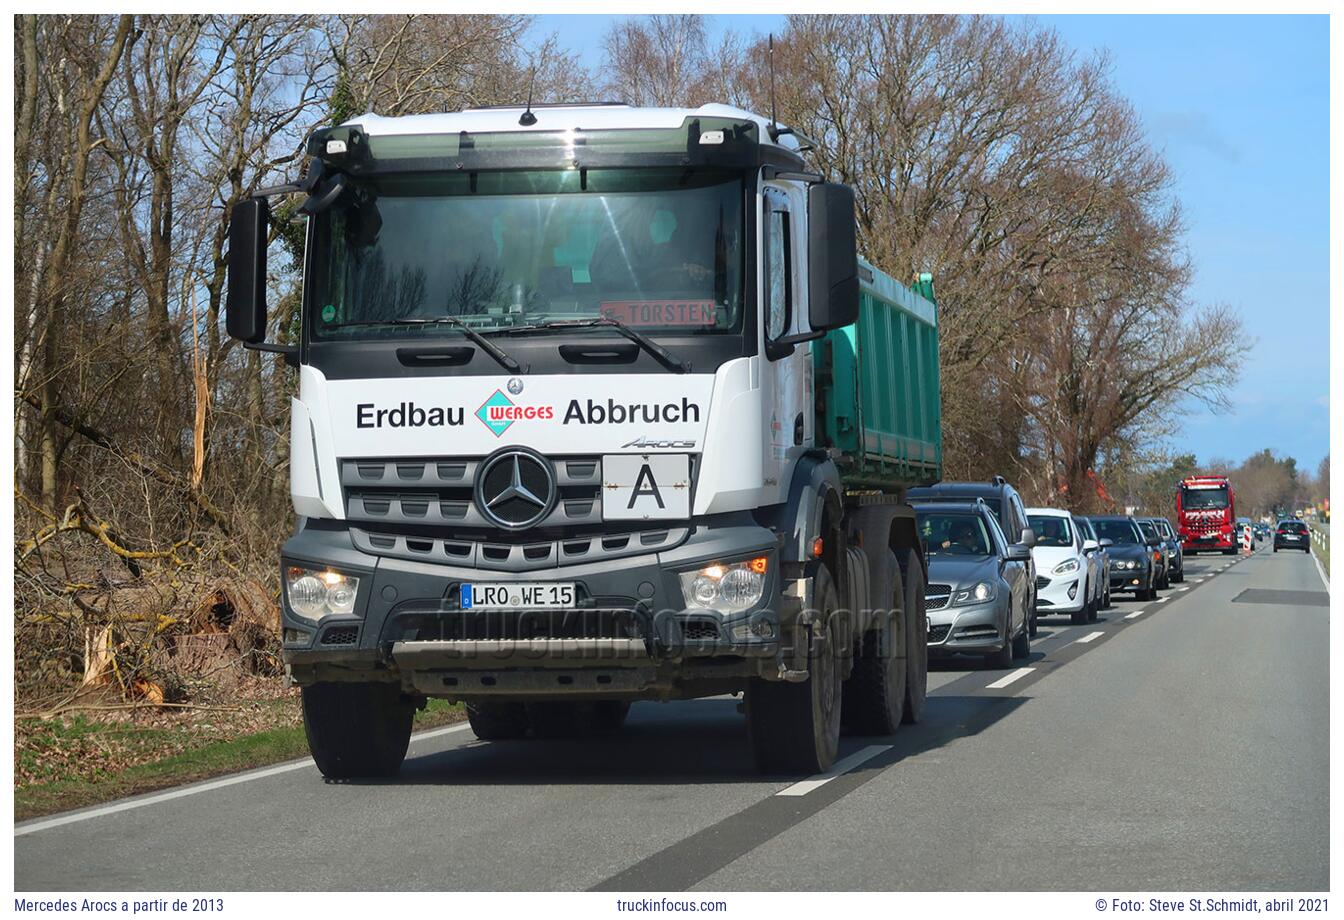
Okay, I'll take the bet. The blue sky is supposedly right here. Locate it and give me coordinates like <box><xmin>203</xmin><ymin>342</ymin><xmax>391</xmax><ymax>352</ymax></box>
<box><xmin>535</xmin><ymin>14</ymin><xmax>1331</xmax><ymax>472</ymax></box>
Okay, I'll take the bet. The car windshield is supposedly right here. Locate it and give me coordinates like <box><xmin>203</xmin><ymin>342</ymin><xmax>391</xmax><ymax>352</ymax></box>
<box><xmin>918</xmin><ymin>513</ymin><xmax>993</xmax><ymax>557</ymax></box>
<box><xmin>1138</xmin><ymin>521</ymin><xmax>1159</xmax><ymax>541</ymax></box>
<box><xmin>1181</xmin><ymin>485</ymin><xmax>1230</xmax><ymax>510</ymax></box>
<box><xmin>1027</xmin><ymin>515</ymin><xmax>1072</xmax><ymax>547</ymax></box>
<box><xmin>1092</xmin><ymin>519</ymin><xmax>1140</xmax><ymax>545</ymax></box>
<box><xmin>309</xmin><ymin>168</ymin><xmax>745</xmax><ymax>339</ymax></box>
<box><xmin>1280</xmin><ymin>522</ymin><xmax>1307</xmax><ymax>534</ymax></box>
<box><xmin>1156</xmin><ymin>520</ymin><xmax>1174</xmax><ymax>539</ymax></box>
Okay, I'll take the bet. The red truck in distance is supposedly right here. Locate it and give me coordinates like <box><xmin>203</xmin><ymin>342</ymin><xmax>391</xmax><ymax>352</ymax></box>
<box><xmin>1176</xmin><ymin>476</ymin><xmax>1237</xmax><ymax>555</ymax></box>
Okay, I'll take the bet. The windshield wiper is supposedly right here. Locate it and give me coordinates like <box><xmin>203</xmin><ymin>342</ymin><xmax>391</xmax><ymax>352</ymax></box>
<box><xmin>486</xmin><ymin>317</ymin><xmax>690</xmax><ymax>374</ymax></box>
<box><xmin>329</xmin><ymin>317</ymin><xmax>522</xmax><ymax>373</ymax></box>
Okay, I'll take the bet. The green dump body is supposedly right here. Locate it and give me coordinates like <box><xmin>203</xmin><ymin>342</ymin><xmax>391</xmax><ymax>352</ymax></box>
<box><xmin>815</xmin><ymin>258</ymin><xmax>943</xmax><ymax>491</ymax></box>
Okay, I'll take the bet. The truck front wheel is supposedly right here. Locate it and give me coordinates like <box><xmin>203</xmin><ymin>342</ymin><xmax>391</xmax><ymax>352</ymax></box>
<box><xmin>302</xmin><ymin>682</ymin><xmax>415</xmax><ymax>779</ymax></box>
<box><xmin>746</xmin><ymin>564</ymin><xmax>843</xmax><ymax>774</ymax></box>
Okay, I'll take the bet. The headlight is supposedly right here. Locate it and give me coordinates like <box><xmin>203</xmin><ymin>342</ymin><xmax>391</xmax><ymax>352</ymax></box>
<box><xmin>285</xmin><ymin>565</ymin><xmax>361</xmax><ymax>622</ymax></box>
<box><xmin>952</xmin><ymin>582</ymin><xmax>994</xmax><ymax>605</ymax></box>
<box><xmin>679</xmin><ymin>557</ymin><xmax>767</xmax><ymax>614</ymax></box>
<box><xmin>1117</xmin><ymin>560</ymin><xmax>1137</xmax><ymax>570</ymax></box>
<box><xmin>1053</xmin><ymin>558</ymin><xmax>1080</xmax><ymax>575</ymax></box>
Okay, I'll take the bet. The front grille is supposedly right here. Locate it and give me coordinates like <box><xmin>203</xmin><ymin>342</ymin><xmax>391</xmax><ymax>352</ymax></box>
<box><xmin>320</xmin><ymin>625</ymin><xmax>359</xmax><ymax>646</ymax></box>
<box><xmin>351</xmin><ymin>525</ymin><xmax>689</xmax><ymax>571</ymax></box>
<box><xmin>926</xmin><ymin>583</ymin><xmax>951</xmax><ymax>611</ymax></box>
<box><xmin>342</xmin><ymin>454</ymin><xmax>693</xmax><ymax>570</ymax></box>
<box><xmin>928</xmin><ymin>624</ymin><xmax>951</xmax><ymax>643</ymax></box>
<box><xmin>681</xmin><ymin>620</ymin><xmax>720</xmax><ymax>641</ymax></box>
<box><xmin>1035</xmin><ymin>575</ymin><xmax>1051</xmax><ymax>590</ymax></box>
<box><xmin>342</xmin><ymin>456</ymin><xmax>605</xmax><ymax>530</ymax></box>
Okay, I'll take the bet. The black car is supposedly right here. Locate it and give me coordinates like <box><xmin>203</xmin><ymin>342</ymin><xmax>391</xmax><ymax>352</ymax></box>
<box><xmin>1086</xmin><ymin>515</ymin><xmax>1161</xmax><ymax>601</ymax></box>
<box><xmin>1150</xmin><ymin>517</ymin><xmax>1184</xmax><ymax>583</ymax></box>
<box><xmin>908</xmin><ymin>476</ymin><xmax>1039</xmax><ymax>635</ymax></box>
<box><xmin>915</xmin><ymin>500</ymin><xmax>1033</xmax><ymax>668</ymax></box>
<box><xmin>1273</xmin><ymin>520</ymin><xmax>1311</xmax><ymax>553</ymax></box>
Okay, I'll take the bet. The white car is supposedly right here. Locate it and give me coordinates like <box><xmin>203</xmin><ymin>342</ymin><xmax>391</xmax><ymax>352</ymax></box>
<box><xmin>1027</xmin><ymin>508</ymin><xmax>1102</xmax><ymax>624</ymax></box>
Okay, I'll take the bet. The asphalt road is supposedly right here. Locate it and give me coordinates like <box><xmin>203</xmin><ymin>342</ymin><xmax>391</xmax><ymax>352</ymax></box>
<box><xmin>16</xmin><ymin>543</ymin><xmax>1329</xmax><ymax>891</ymax></box>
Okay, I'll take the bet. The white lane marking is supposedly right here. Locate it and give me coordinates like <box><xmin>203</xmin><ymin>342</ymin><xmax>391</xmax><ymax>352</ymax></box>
<box><xmin>15</xmin><ymin>721</ymin><xmax>475</xmax><ymax>837</ymax></box>
<box><xmin>1311</xmin><ymin>550</ymin><xmax>1330</xmax><ymax>592</ymax></box>
<box><xmin>776</xmin><ymin>744</ymin><xmax>892</xmax><ymax>796</ymax></box>
<box><xmin>1155</xmin><ymin>596</ymin><xmax>1169</xmax><ymax>603</ymax></box>
<box><xmin>1075</xmin><ymin>631</ymin><xmax>1104</xmax><ymax>644</ymax></box>
<box><xmin>985</xmin><ymin>667</ymin><xmax>1034</xmax><ymax>690</ymax></box>
<box><xmin>1125</xmin><ymin>610</ymin><xmax>1146</xmax><ymax>619</ymax></box>
<box><xmin>1176</xmin><ymin>586</ymin><xmax>1189</xmax><ymax>591</ymax></box>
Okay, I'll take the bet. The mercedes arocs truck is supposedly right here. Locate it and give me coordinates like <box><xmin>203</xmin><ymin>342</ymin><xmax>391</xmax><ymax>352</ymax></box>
<box><xmin>225</xmin><ymin>103</ymin><xmax>943</xmax><ymax>778</ymax></box>
<box><xmin>1176</xmin><ymin>475</ymin><xmax>1237</xmax><ymax>555</ymax></box>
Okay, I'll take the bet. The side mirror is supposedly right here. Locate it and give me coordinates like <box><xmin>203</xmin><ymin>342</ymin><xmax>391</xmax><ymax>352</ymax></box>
<box><xmin>806</xmin><ymin>183</ymin><xmax>859</xmax><ymax>331</ymax></box>
<box><xmin>1006</xmin><ymin>544</ymin><xmax>1032</xmax><ymax>562</ymax></box>
<box><xmin>1099</xmin><ymin>538</ymin><xmax>1115</xmax><ymax>548</ymax></box>
<box><xmin>1020</xmin><ymin>527</ymin><xmax>1037</xmax><ymax>548</ymax></box>
<box><xmin>226</xmin><ymin>198</ymin><xmax>270</xmax><ymax>344</ymax></box>
<box><xmin>1082</xmin><ymin>539</ymin><xmax>1099</xmax><ymax>552</ymax></box>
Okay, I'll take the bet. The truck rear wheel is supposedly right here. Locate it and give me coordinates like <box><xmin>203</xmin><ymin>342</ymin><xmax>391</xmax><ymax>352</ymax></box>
<box><xmin>466</xmin><ymin>701</ymin><xmax>530</xmax><ymax>740</ymax></box>
<box><xmin>842</xmin><ymin>551</ymin><xmax>906</xmax><ymax>736</ymax></box>
<box><xmin>526</xmin><ymin>701</ymin><xmax>631</xmax><ymax>738</ymax></box>
<box><xmin>302</xmin><ymin>682</ymin><xmax>415</xmax><ymax>779</ymax></box>
<box><xmin>900</xmin><ymin>548</ymin><xmax>927</xmax><ymax>724</ymax></box>
<box><xmin>747</xmin><ymin>564</ymin><xmax>843</xmax><ymax>774</ymax></box>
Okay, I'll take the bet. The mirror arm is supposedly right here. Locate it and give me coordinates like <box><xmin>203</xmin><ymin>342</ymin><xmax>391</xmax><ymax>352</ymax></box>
<box><xmin>766</xmin><ymin>328</ymin><xmax>824</xmax><ymax>360</ymax></box>
<box><xmin>245</xmin><ymin>340</ymin><xmax>299</xmax><ymax>369</ymax></box>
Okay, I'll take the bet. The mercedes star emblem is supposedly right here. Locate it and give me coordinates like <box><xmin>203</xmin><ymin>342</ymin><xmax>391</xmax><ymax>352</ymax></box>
<box><xmin>474</xmin><ymin>447</ymin><xmax>556</xmax><ymax>530</ymax></box>
<box><xmin>507</xmin><ymin>377</ymin><xmax>524</xmax><ymax>395</ymax></box>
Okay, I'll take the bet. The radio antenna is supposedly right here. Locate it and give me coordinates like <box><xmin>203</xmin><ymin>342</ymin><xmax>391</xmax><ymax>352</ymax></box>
<box><xmin>518</xmin><ymin>67</ymin><xmax>538</xmax><ymax>126</ymax></box>
<box><xmin>768</xmin><ymin>34</ymin><xmax>778</xmax><ymax>138</ymax></box>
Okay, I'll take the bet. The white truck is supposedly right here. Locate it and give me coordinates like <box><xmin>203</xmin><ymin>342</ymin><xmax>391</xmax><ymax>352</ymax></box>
<box><xmin>225</xmin><ymin>103</ymin><xmax>943</xmax><ymax>778</ymax></box>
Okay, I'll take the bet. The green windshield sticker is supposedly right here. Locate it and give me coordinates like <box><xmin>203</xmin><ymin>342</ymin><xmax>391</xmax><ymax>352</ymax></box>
<box><xmin>321</xmin><ymin>304</ymin><xmax>336</xmax><ymax>323</ymax></box>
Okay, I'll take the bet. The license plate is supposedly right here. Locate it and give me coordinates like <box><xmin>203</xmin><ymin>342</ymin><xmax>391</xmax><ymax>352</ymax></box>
<box><xmin>460</xmin><ymin>582</ymin><xmax>576</xmax><ymax>610</ymax></box>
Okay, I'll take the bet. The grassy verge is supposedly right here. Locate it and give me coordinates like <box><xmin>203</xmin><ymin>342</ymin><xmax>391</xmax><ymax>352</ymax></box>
<box><xmin>15</xmin><ymin>697</ymin><xmax>464</xmax><ymax>822</ymax></box>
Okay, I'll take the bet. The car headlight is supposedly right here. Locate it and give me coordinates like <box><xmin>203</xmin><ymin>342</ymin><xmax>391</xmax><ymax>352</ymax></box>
<box><xmin>1053</xmin><ymin>558</ymin><xmax>1080</xmax><ymax>575</ymax></box>
<box><xmin>679</xmin><ymin>557</ymin><xmax>768</xmax><ymax>614</ymax></box>
<box><xmin>1117</xmin><ymin>560</ymin><xmax>1136</xmax><ymax>570</ymax></box>
<box><xmin>952</xmin><ymin>582</ymin><xmax>994</xmax><ymax>605</ymax></box>
<box><xmin>285</xmin><ymin>565</ymin><xmax>361</xmax><ymax>622</ymax></box>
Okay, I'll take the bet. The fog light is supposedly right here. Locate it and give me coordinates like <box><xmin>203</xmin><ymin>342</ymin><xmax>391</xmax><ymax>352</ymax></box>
<box><xmin>731</xmin><ymin>620</ymin><xmax>776</xmax><ymax>641</ymax></box>
<box><xmin>283</xmin><ymin>627</ymin><xmax>312</xmax><ymax>644</ymax></box>
<box><xmin>1067</xmin><ymin>581</ymin><xmax>1078</xmax><ymax>600</ymax></box>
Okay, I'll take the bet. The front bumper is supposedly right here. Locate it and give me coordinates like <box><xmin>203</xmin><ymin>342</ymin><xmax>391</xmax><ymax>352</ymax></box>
<box><xmin>279</xmin><ymin>517</ymin><xmax>784</xmax><ymax>692</ymax></box>
<box><xmin>1035</xmin><ymin>574</ymin><xmax>1084</xmax><ymax>613</ymax></box>
<box><xmin>1109</xmin><ymin>565</ymin><xmax>1153</xmax><ymax>593</ymax></box>
<box><xmin>927</xmin><ymin>598</ymin><xmax>1008</xmax><ymax>655</ymax></box>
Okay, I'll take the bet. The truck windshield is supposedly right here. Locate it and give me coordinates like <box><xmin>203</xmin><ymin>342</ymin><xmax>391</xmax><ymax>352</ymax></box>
<box><xmin>308</xmin><ymin>168</ymin><xmax>744</xmax><ymax>339</ymax></box>
<box><xmin>1181</xmin><ymin>486</ymin><xmax>1229</xmax><ymax>510</ymax></box>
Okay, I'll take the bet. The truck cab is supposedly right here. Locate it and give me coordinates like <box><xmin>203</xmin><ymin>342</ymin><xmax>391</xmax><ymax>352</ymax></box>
<box><xmin>226</xmin><ymin>103</ymin><xmax>939</xmax><ymax>778</ymax></box>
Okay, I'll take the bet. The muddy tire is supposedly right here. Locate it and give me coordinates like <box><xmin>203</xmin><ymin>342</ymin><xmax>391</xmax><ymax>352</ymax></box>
<box><xmin>842</xmin><ymin>552</ymin><xmax>906</xmax><ymax>736</ymax></box>
<box><xmin>746</xmin><ymin>564</ymin><xmax>843</xmax><ymax>774</ymax></box>
<box><xmin>466</xmin><ymin>701</ymin><xmax>530</xmax><ymax>740</ymax></box>
<box><xmin>302</xmin><ymin>682</ymin><xmax>415</xmax><ymax>779</ymax></box>
<box><xmin>900</xmin><ymin>548</ymin><xmax>927</xmax><ymax>724</ymax></box>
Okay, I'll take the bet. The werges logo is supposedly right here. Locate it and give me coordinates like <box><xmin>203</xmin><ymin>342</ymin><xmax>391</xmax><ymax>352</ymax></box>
<box><xmin>475</xmin><ymin>390</ymin><xmax>554</xmax><ymax>437</ymax></box>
